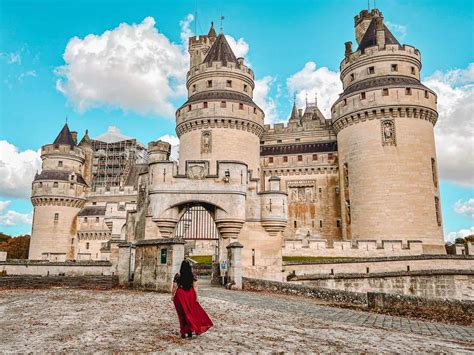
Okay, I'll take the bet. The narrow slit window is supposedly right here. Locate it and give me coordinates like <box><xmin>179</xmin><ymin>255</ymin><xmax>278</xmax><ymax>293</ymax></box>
<box><xmin>207</xmin><ymin>80</ymin><xmax>212</xmax><ymax>88</ymax></box>
<box><xmin>360</xmin><ymin>92</ymin><xmax>366</xmax><ymax>100</ymax></box>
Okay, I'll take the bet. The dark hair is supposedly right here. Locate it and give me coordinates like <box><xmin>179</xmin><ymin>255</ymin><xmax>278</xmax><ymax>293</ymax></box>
<box><xmin>178</xmin><ymin>259</ymin><xmax>194</xmax><ymax>290</ymax></box>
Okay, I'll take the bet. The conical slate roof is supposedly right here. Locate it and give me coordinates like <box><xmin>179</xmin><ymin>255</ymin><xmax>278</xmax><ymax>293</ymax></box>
<box><xmin>53</xmin><ymin>123</ymin><xmax>76</xmax><ymax>147</ymax></box>
<box><xmin>357</xmin><ymin>18</ymin><xmax>400</xmax><ymax>52</ymax></box>
<box><xmin>208</xmin><ymin>22</ymin><xmax>217</xmax><ymax>38</ymax></box>
<box><xmin>78</xmin><ymin>129</ymin><xmax>92</xmax><ymax>147</ymax></box>
<box><xmin>203</xmin><ymin>33</ymin><xmax>238</xmax><ymax>66</ymax></box>
<box><xmin>289</xmin><ymin>101</ymin><xmax>299</xmax><ymax>121</ymax></box>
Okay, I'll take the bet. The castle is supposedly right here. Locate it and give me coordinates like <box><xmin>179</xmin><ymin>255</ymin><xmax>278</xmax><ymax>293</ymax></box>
<box><xmin>28</xmin><ymin>9</ymin><xmax>445</xmax><ymax>281</ymax></box>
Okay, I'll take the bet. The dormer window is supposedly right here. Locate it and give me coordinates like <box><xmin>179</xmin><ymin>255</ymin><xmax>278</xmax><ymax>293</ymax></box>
<box><xmin>391</xmin><ymin>64</ymin><xmax>398</xmax><ymax>72</ymax></box>
<box><xmin>226</xmin><ymin>80</ymin><xmax>232</xmax><ymax>87</ymax></box>
<box><xmin>207</xmin><ymin>80</ymin><xmax>212</xmax><ymax>88</ymax></box>
<box><xmin>368</xmin><ymin>66</ymin><xmax>375</xmax><ymax>74</ymax></box>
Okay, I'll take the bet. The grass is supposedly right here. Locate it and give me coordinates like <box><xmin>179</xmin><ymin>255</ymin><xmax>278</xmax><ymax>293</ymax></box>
<box><xmin>189</xmin><ymin>255</ymin><xmax>213</xmax><ymax>265</ymax></box>
<box><xmin>283</xmin><ymin>256</ymin><xmax>358</xmax><ymax>262</ymax></box>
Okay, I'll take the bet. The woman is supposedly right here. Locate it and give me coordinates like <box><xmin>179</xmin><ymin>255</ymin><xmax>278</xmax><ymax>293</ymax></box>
<box><xmin>171</xmin><ymin>259</ymin><xmax>213</xmax><ymax>338</ymax></box>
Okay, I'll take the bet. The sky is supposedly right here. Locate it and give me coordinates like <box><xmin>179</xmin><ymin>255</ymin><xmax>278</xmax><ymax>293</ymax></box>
<box><xmin>0</xmin><ymin>0</ymin><xmax>473</xmax><ymax>241</ymax></box>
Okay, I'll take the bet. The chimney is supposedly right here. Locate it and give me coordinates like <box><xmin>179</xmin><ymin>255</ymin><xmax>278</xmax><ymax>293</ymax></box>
<box><xmin>71</xmin><ymin>131</ymin><xmax>78</xmax><ymax>144</ymax></box>
<box><xmin>375</xmin><ymin>17</ymin><xmax>385</xmax><ymax>49</ymax></box>
<box><xmin>345</xmin><ymin>41</ymin><xmax>353</xmax><ymax>58</ymax></box>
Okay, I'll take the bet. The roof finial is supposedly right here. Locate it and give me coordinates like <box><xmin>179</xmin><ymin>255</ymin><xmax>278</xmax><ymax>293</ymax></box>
<box><xmin>305</xmin><ymin>92</ymin><xmax>308</xmax><ymax>106</ymax></box>
<box><xmin>220</xmin><ymin>15</ymin><xmax>224</xmax><ymax>33</ymax></box>
<box><xmin>293</xmin><ymin>92</ymin><xmax>296</xmax><ymax>104</ymax></box>
<box><xmin>65</xmin><ymin>115</ymin><xmax>68</xmax><ymax>124</ymax></box>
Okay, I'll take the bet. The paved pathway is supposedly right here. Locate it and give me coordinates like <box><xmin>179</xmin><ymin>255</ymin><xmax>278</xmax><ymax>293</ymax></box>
<box><xmin>1</xmin><ymin>284</ymin><xmax>473</xmax><ymax>353</ymax></box>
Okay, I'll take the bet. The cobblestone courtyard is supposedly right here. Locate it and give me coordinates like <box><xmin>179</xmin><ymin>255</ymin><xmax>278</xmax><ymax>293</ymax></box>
<box><xmin>1</xmin><ymin>282</ymin><xmax>473</xmax><ymax>353</ymax></box>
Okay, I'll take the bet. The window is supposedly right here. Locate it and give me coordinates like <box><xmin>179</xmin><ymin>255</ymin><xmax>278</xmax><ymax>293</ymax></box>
<box><xmin>350</xmin><ymin>73</ymin><xmax>355</xmax><ymax>81</ymax></box>
<box><xmin>39</xmin><ymin>182</ymin><xmax>43</xmax><ymax>187</ymax></box>
<box><xmin>188</xmin><ymin>105</ymin><xmax>192</xmax><ymax>111</ymax></box>
<box><xmin>207</xmin><ymin>80</ymin><xmax>212</xmax><ymax>88</ymax></box>
<box><xmin>268</xmin><ymin>157</ymin><xmax>274</xmax><ymax>163</ymax></box>
<box><xmin>203</xmin><ymin>101</ymin><xmax>208</xmax><ymax>108</ymax></box>
<box><xmin>368</xmin><ymin>66</ymin><xmax>375</xmax><ymax>74</ymax></box>
<box><xmin>431</xmin><ymin>158</ymin><xmax>438</xmax><ymax>188</ymax></box>
<box><xmin>383</xmin><ymin>88</ymin><xmax>389</xmax><ymax>96</ymax></box>
<box><xmin>328</xmin><ymin>153</ymin><xmax>334</xmax><ymax>160</ymax></box>
<box><xmin>53</xmin><ymin>182</ymin><xmax>58</xmax><ymax>188</ymax></box>
<box><xmin>319</xmin><ymin>187</ymin><xmax>322</xmax><ymax>193</ymax></box>
<box><xmin>360</xmin><ymin>92</ymin><xmax>366</xmax><ymax>100</ymax></box>
<box><xmin>312</xmin><ymin>154</ymin><xmax>318</xmax><ymax>161</ymax></box>
<box><xmin>220</xmin><ymin>101</ymin><xmax>226</xmax><ymax>108</ymax></box>
<box><xmin>435</xmin><ymin>196</ymin><xmax>441</xmax><ymax>226</ymax></box>
<box><xmin>84</xmin><ymin>217</ymin><xmax>88</xmax><ymax>223</ymax></box>
<box><xmin>192</xmin><ymin>84</ymin><xmax>196</xmax><ymax>92</ymax></box>
<box><xmin>58</xmin><ymin>161</ymin><xmax>63</xmax><ymax>167</ymax></box>
<box><xmin>319</xmin><ymin>220</ymin><xmax>323</xmax><ymax>228</ymax></box>
<box><xmin>96</xmin><ymin>217</ymin><xmax>100</xmax><ymax>223</ymax></box>
<box><xmin>92</xmin><ymin>202</ymin><xmax>97</xmax><ymax>206</ymax></box>
<box><xmin>283</xmin><ymin>156</ymin><xmax>288</xmax><ymax>163</ymax></box>
<box><xmin>405</xmin><ymin>88</ymin><xmax>412</xmax><ymax>95</ymax></box>
<box><xmin>54</xmin><ymin>213</ymin><xmax>59</xmax><ymax>222</ymax></box>
<box><xmin>243</xmin><ymin>84</ymin><xmax>248</xmax><ymax>92</ymax></box>
<box><xmin>337</xmin><ymin>220</ymin><xmax>341</xmax><ymax>228</ymax></box>
<box><xmin>86</xmin><ymin>242</ymin><xmax>90</xmax><ymax>250</ymax></box>
<box><xmin>70</xmin><ymin>183</ymin><xmax>74</xmax><ymax>189</ymax></box>
<box><xmin>391</xmin><ymin>64</ymin><xmax>398</xmax><ymax>72</ymax></box>
<box><xmin>343</xmin><ymin>98</ymin><xmax>347</xmax><ymax>106</ymax></box>
<box><xmin>294</xmin><ymin>221</ymin><xmax>297</xmax><ymax>228</ymax></box>
<box><xmin>252</xmin><ymin>249</ymin><xmax>255</xmax><ymax>266</ymax></box>
<box><xmin>226</xmin><ymin>80</ymin><xmax>232</xmax><ymax>87</ymax></box>
<box><xmin>277</xmin><ymin>139</ymin><xmax>282</xmax><ymax>143</ymax></box>
<box><xmin>295</xmin><ymin>138</ymin><xmax>300</xmax><ymax>142</ymax></box>
<box><xmin>71</xmin><ymin>238</ymin><xmax>74</xmax><ymax>245</ymax></box>
<box><xmin>297</xmin><ymin>155</ymin><xmax>303</xmax><ymax>162</ymax></box>
<box><xmin>411</xmin><ymin>66</ymin><xmax>416</xmax><ymax>75</ymax></box>
<box><xmin>253</xmin><ymin>107</ymin><xmax>257</xmax><ymax>114</ymax></box>
<box><xmin>424</xmin><ymin>90</ymin><xmax>429</xmax><ymax>99</ymax></box>
<box><xmin>239</xmin><ymin>103</ymin><xmax>244</xmax><ymax>110</ymax></box>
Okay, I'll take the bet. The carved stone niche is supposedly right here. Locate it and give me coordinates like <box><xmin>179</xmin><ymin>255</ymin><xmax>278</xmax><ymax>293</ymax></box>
<box><xmin>201</xmin><ymin>130</ymin><xmax>212</xmax><ymax>154</ymax></box>
<box><xmin>286</xmin><ymin>180</ymin><xmax>316</xmax><ymax>202</ymax></box>
<box><xmin>381</xmin><ymin>119</ymin><xmax>396</xmax><ymax>146</ymax></box>
<box><xmin>186</xmin><ymin>161</ymin><xmax>209</xmax><ymax>180</ymax></box>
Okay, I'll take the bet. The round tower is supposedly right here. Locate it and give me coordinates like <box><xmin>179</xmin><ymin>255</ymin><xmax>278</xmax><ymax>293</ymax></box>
<box><xmin>176</xmin><ymin>25</ymin><xmax>265</xmax><ymax>175</ymax></box>
<box><xmin>332</xmin><ymin>9</ymin><xmax>444</xmax><ymax>253</ymax></box>
<box><xmin>29</xmin><ymin>124</ymin><xmax>88</xmax><ymax>260</ymax></box>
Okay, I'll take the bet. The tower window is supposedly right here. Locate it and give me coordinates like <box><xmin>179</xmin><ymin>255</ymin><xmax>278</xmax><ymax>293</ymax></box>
<box><xmin>84</xmin><ymin>217</ymin><xmax>88</xmax><ymax>223</ymax></box>
<box><xmin>58</xmin><ymin>161</ymin><xmax>63</xmax><ymax>167</ymax></box>
<box><xmin>207</xmin><ymin>80</ymin><xmax>212</xmax><ymax>88</ymax></box>
<box><xmin>319</xmin><ymin>220</ymin><xmax>323</xmax><ymax>228</ymax></box>
<box><xmin>411</xmin><ymin>66</ymin><xmax>416</xmax><ymax>75</ymax></box>
<box><xmin>70</xmin><ymin>183</ymin><xmax>74</xmax><ymax>189</ymax></box>
<box><xmin>297</xmin><ymin>155</ymin><xmax>303</xmax><ymax>162</ymax></box>
<box><xmin>312</xmin><ymin>154</ymin><xmax>318</xmax><ymax>161</ymax></box>
<box><xmin>39</xmin><ymin>182</ymin><xmax>43</xmax><ymax>187</ymax></box>
<box><xmin>220</xmin><ymin>101</ymin><xmax>226</xmax><ymax>108</ymax></box>
<box><xmin>383</xmin><ymin>88</ymin><xmax>389</xmax><ymax>96</ymax></box>
<box><xmin>337</xmin><ymin>220</ymin><xmax>341</xmax><ymax>228</ymax></box>
<box><xmin>391</xmin><ymin>64</ymin><xmax>398</xmax><ymax>72</ymax></box>
<box><xmin>253</xmin><ymin>107</ymin><xmax>257</xmax><ymax>114</ymax></box>
<box><xmin>239</xmin><ymin>103</ymin><xmax>244</xmax><ymax>110</ymax></box>
<box><xmin>294</xmin><ymin>221</ymin><xmax>297</xmax><ymax>228</ymax></box>
<box><xmin>328</xmin><ymin>153</ymin><xmax>334</xmax><ymax>160</ymax></box>
<box><xmin>188</xmin><ymin>105</ymin><xmax>192</xmax><ymax>111</ymax></box>
<box><xmin>92</xmin><ymin>202</ymin><xmax>97</xmax><ymax>205</ymax></box>
<box><xmin>343</xmin><ymin>99</ymin><xmax>347</xmax><ymax>106</ymax></box>
<box><xmin>283</xmin><ymin>156</ymin><xmax>288</xmax><ymax>163</ymax></box>
<box><xmin>54</xmin><ymin>213</ymin><xmax>59</xmax><ymax>222</ymax></box>
<box><xmin>424</xmin><ymin>90</ymin><xmax>429</xmax><ymax>99</ymax></box>
<box><xmin>53</xmin><ymin>182</ymin><xmax>58</xmax><ymax>188</ymax></box>
<box><xmin>203</xmin><ymin>101</ymin><xmax>208</xmax><ymax>108</ymax></box>
<box><xmin>350</xmin><ymin>73</ymin><xmax>355</xmax><ymax>81</ymax></box>
<box><xmin>368</xmin><ymin>66</ymin><xmax>375</xmax><ymax>74</ymax></box>
<box><xmin>192</xmin><ymin>84</ymin><xmax>196</xmax><ymax>92</ymax></box>
<box><xmin>277</xmin><ymin>139</ymin><xmax>282</xmax><ymax>143</ymax></box>
<box><xmin>86</xmin><ymin>242</ymin><xmax>90</xmax><ymax>250</ymax></box>
<box><xmin>295</xmin><ymin>138</ymin><xmax>300</xmax><ymax>142</ymax></box>
<box><xmin>96</xmin><ymin>217</ymin><xmax>100</xmax><ymax>223</ymax></box>
<box><xmin>360</xmin><ymin>92</ymin><xmax>366</xmax><ymax>100</ymax></box>
<box><xmin>226</xmin><ymin>80</ymin><xmax>232</xmax><ymax>87</ymax></box>
<box><xmin>405</xmin><ymin>88</ymin><xmax>412</xmax><ymax>95</ymax></box>
<box><xmin>243</xmin><ymin>84</ymin><xmax>248</xmax><ymax>92</ymax></box>
<box><xmin>268</xmin><ymin>157</ymin><xmax>273</xmax><ymax>163</ymax></box>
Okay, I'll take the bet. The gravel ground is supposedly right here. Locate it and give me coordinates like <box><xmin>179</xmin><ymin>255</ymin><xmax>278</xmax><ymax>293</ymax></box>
<box><xmin>1</xmin><ymin>283</ymin><xmax>473</xmax><ymax>353</ymax></box>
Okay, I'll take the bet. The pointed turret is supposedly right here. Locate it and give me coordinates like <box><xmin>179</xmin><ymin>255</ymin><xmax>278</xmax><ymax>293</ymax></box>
<box><xmin>208</xmin><ymin>21</ymin><xmax>217</xmax><ymax>38</ymax></box>
<box><xmin>289</xmin><ymin>98</ymin><xmax>299</xmax><ymax>122</ymax></box>
<box><xmin>203</xmin><ymin>33</ymin><xmax>238</xmax><ymax>66</ymax></box>
<box><xmin>53</xmin><ymin>123</ymin><xmax>76</xmax><ymax>147</ymax></box>
<box><xmin>78</xmin><ymin>129</ymin><xmax>92</xmax><ymax>147</ymax></box>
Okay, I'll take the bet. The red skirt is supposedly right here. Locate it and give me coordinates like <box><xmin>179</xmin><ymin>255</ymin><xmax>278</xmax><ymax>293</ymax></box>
<box><xmin>173</xmin><ymin>287</ymin><xmax>213</xmax><ymax>335</ymax></box>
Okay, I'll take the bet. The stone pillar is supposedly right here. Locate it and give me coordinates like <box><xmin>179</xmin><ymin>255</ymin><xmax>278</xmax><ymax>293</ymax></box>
<box><xmin>109</xmin><ymin>240</ymin><xmax>122</xmax><ymax>275</ymax></box>
<box><xmin>133</xmin><ymin>238</ymin><xmax>185</xmax><ymax>292</ymax></box>
<box><xmin>226</xmin><ymin>242</ymin><xmax>243</xmax><ymax>289</ymax></box>
<box><xmin>117</xmin><ymin>242</ymin><xmax>134</xmax><ymax>286</ymax></box>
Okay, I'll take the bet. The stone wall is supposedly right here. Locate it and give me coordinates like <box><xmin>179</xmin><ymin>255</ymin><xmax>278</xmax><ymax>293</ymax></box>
<box><xmin>283</xmin><ymin>255</ymin><xmax>474</xmax><ymax>277</ymax></box>
<box><xmin>0</xmin><ymin>275</ymin><xmax>117</xmax><ymax>289</ymax></box>
<box><xmin>295</xmin><ymin>270</ymin><xmax>474</xmax><ymax>301</ymax></box>
<box><xmin>0</xmin><ymin>260</ymin><xmax>113</xmax><ymax>276</ymax></box>
<box><xmin>283</xmin><ymin>239</ymin><xmax>424</xmax><ymax>257</ymax></box>
<box><xmin>242</xmin><ymin>277</ymin><xmax>367</xmax><ymax>305</ymax></box>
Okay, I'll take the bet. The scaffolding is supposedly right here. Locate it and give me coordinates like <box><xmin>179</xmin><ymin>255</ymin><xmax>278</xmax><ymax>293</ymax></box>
<box><xmin>91</xmin><ymin>138</ymin><xmax>147</xmax><ymax>188</ymax></box>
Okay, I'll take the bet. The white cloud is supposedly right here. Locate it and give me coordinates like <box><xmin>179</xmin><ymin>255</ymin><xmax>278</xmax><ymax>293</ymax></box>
<box><xmin>0</xmin><ymin>141</ymin><xmax>42</xmax><ymax>199</ymax></box>
<box><xmin>446</xmin><ymin>226</ymin><xmax>474</xmax><ymax>242</ymax></box>
<box><xmin>424</xmin><ymin>63</ymin><xmax>474</xmax><ymax>186</ymax></box>
<box><xmin>55</xmin><ymin>16</ymin><xmax>190</xmax><ymax>117</ymax></box>
<box><xmin>385</xmin><ymin>21</ymin><xmax>407</xmax><ymax>41</ymax></box>
<box><xmin>0</xmin><ymin>51</ymin><xmax>22</xmax><ymax>64</ymax></box>
<box><xmin>225</xmin><ymin>35</ymin><xmax>249</xmax><ymax>60</ymax></box>
<box><xmin>286</xmin><ymin>62</ymin><xmax>342</xmax><ymax>118</ymax></box>
<box><xmin>18</xmin><ymin>70</ymin><xmax>37</xmax><ymax>81</ymax></box>
<box><xmin>254</xmin><ymin>76</ymin><xmax>278</xmax><ymax>123</ymax></box>
<box><xmin>158</xmin><ymin>134</ymin><xmax>179</xmax><ymax>161</ymax></box>
<box><xmin>454</xmin><ymin>198</ymin><xmax>474</xmax><ymax>219</ymax></box>
<box><xmin>179</xmin><ymin>14</ymin><xmax>194</xmax><ymax>44</ymax></box>
<box><xmin>0</xmin><ymin>200</ymin><xmax>33</xmax><ymax>227</ymax></box>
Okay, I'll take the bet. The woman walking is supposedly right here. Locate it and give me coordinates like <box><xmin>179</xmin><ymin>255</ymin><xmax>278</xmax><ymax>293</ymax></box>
<box><xmin>172</xmin><ymin>259</ymin><xmax>213</xmax><ymax>338</ymax></box>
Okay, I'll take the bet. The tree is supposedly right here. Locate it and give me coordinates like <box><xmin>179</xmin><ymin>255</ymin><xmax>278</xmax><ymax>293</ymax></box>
<box><xmin>0</xmin><ymin>234</ymin><xmax>30</xmax><ymax>259</ymax></box>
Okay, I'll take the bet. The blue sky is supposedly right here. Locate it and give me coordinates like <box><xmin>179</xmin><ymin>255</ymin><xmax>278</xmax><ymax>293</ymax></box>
<box><xmin>0</xmin><ymin>0</ymin><xmax>473</xmax><ymax>239</ymax></box>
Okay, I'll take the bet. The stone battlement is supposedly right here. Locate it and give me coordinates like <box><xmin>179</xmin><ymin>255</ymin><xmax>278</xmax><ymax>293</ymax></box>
<box><xmin>41</xmin><ymin>144</ymin><xmax>85</xmax><ymax>161</ymax></box>
<box><xmin>283</xmin><ymin>238</ymin><xmax>424</xmax><ymax>257</ymax></box>
<box><xmin>187</xmin><ymin>60</ymin><xmax>254</xmax><ymax>81</ymax></box>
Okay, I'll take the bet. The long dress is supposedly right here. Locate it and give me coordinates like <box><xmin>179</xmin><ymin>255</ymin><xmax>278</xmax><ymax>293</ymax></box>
<box><xmin>173</xmin><ymin>273</ymin><xmax>213</xmax><ymax>335</ymax></box>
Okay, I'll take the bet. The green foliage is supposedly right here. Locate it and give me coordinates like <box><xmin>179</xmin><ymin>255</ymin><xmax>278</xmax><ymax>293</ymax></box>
<box><xmin>189</xmin><ymin>255</ymin><xmax>212</xmax><ymax>265</ymax></box>
<box><xmin>0</xmin><ymin>232</ymin><xmax>11</xmax><ymax>243</ymax></box>
<box><xmin>0</xmin><ymin>234</ymin><xmax>30</xmax><ymax>259</ymax></box>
